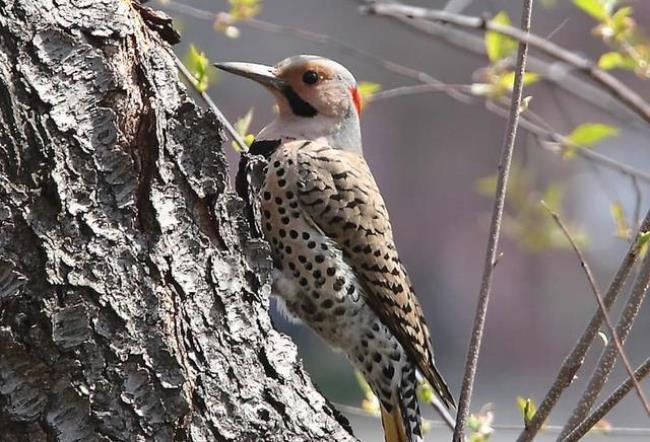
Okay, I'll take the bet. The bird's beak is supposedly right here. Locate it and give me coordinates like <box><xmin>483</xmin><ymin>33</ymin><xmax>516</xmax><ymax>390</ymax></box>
<box><xmin>213</xmin><ymin>62</ymin><xmax>287</xmax><ymax>90</ymax></box>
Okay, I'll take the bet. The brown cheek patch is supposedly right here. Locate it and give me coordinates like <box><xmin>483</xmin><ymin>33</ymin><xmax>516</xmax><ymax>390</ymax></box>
<box><xmin>351</xmin><ymin>87</ymin><xmax>362</xmax><ymax>115</ymax></box>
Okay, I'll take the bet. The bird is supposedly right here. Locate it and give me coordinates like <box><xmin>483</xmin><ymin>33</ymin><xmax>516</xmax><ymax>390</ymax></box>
<box><xmin>215</xmin><ymin>55</ymin><xmax>455</xmax><ymax>442</ymax></box>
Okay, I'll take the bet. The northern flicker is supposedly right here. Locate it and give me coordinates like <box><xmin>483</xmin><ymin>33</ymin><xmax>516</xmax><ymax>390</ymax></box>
<box><xmin>215</xmin><ymin>55</ymin><xmax>455</xmax><ymax>442</ymax></box>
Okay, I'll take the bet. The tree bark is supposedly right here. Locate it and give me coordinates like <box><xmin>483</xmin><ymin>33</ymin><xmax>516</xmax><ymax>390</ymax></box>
<box><xmin>0</xmin><ymin>1</ymin><xmax>356</xmax><ymax>441</ymax></box>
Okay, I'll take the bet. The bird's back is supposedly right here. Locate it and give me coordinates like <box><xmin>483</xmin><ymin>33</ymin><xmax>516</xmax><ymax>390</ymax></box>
<box><xmin>259</xmin><ymin>138</ymin><xmax>453</xmax><ymax>441</ymax></box>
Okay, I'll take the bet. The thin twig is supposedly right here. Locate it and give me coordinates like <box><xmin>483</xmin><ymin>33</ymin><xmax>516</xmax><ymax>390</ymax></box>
<box><xmin>484</xmin><ymin>100</ymin><xmax>650</xmax><ymax>184</ymax></box>
<box><xmin>362</xmin><ymin>2</ymin><xmax>650</xmax><ymax>124</ymax></box>
<box><xmin>358</xmin><ymin>0</ymin><xmax>643</xmax><ymax>126</ymax></box>
<box><xmin>561</xmin><ymin>244</ymin><xmax>650</xmax><ymax>437</ymax></box>
<box><xmin>333</xmin><ymin>400</ymin><xmax>650</xmax><ymax>436</ymax></box>
<box><xmin>541</xmin><ymin>201</ymin><xmax>650</xmax><ymax>425</ymax></box>
<box><xmin>564</xmin><ymin>357</ymin><xmax>650</xmax><ymax>442</ymax></box>
<box><xmin>172</xmin><ymin>53</ymin><xmax>249</xmax><ymax>152</ymax></box>
<box><xmin>452</xmin><ymin>1</ymin><xmax>534</xmax><ymax>440</ymax></box>
<box><xmin>160</xmin><ymin>0</ymin><xmax>472</xmax><ymax>103</ymax></box>
<box><xmin>430</xmin><ymin>394</ymin><xmax>456</xmax><ymax>431</ymax></box>
<box><xmin>515</xmin><ymin>209</ymin><xmax>650</xmax><ymax>442</ymax></box>
<box><xmin>368</xmin><ymin>83</ymin><xmax>473</xmax><ymax>101</ymax></box>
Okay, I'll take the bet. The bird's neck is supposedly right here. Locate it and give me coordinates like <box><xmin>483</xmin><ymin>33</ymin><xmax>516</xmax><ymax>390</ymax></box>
<box><xmin>256</xmin><ymin>112</ymin><xmax>362</xmax><ymax>154</ymax></box>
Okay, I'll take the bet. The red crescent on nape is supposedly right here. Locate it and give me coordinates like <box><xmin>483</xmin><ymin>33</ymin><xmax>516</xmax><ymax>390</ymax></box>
<box><xmin>350</xmin><ymin>86</ymin><xmax>362</xmax><ymax>115</ymax></box>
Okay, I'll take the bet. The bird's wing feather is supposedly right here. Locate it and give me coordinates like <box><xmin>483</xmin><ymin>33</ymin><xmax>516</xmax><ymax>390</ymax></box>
<box><xmin>294</xmin><ymin>140</ymin><xmax>454</xmax><ymax>407</ymax></box>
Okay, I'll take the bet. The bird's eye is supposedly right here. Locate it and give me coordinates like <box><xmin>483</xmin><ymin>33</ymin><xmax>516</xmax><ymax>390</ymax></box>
<box><xmin>302</xmin><ymin>70</ymin><xmax>319</xmax><ymax>85</ymax></box>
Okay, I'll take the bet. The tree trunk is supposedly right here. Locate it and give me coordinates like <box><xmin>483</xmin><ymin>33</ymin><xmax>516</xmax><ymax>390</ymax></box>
<box><xmin>0</xmin><ymin>1</ymin><xmax>356</xmax><ymax>441</ymax></box>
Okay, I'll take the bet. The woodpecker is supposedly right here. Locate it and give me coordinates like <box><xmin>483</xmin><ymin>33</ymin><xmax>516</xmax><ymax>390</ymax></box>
<box><xmin>215</xmin><ymin>55</ymin><xmax>454</xmax><ymax>442</ymax></box>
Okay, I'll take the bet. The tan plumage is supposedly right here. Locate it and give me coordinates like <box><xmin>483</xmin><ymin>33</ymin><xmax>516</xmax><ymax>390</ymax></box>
<box><xmin>216</xmin><ymin>55</ymin><xmax>454</xmax><ymax>442</ymax></box>
<box><xmin>295</xmin><ymin>141</ymin><xmax>454</xmax><ymax>408</ymax></box>
<box><xmin>381</xmin><ymin>405</ymin><xmax>409</xmax><ymax>442</ymax></box>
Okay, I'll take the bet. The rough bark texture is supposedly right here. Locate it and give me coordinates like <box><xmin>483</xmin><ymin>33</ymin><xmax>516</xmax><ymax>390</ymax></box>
<box><xmin>0</xmin><ymin>1</ymin><xmax>356</xmax><ymax>441</ymax></box>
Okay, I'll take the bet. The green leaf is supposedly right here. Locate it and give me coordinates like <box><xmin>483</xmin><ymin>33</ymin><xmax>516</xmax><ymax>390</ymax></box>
<box><xmin>610</xmin><ymin>202</ymin><xmax>632</xmax><ymax>239</ymax></box>
<box><xmin>476</xmin><ymin>175</ymin><xmax>498</xmax><ymax>197</ymax></box>
<box><xmin>572</xmin><ymin>0</ymin><xmax>612</xmax><ymax>22</ymax></box>
<box><xmin>566</xmin><ymin>123</ymin><xmax>619</xmax><ymax>147</ymax></box>
<box><xmin>468</xmin><ymin>414</ymin><xmax>481</xmax><ymax>432</ymax></box>
<box><xmin>229</xmin><ymin>0</ymin><xmax>261</xmax><ymax>21</ymax></box>
<box><xmin>357</xmin><ymin>81</ymin><xmax>382</xmax><ymax>97</ymax></box>
<box><xmin>598</xmin><ymin>51</ymin><xmax>637</xmax><ymax>71</ymax></box>
<box><xmin>542</xmin><ymin>184</ymin><xmax>563</xmax><ymax>212</ymax></box>
<box><xmin>186</xmin><ymin>44</ymin><xmax>211</xmax><ymax>92</ymax></box>
<box><xmin>357</xmin><ymin>81</ymin><xmax>382</xmax><ymax>109</ymax></box>
<box><xmin>516</xmin><ymin>396</ymin><xmax>537</xmax><ymax>427</ymax></box>
<box><xmin>231</xmin><ymin>108</ymin><xmax>255</xmax><ymax>151</ymax></box>
<box><xmin>416</xmin><ymin>379</ymin><xmax>435</xmax><ymax>404</ymax></box>
<box><xmin>485</xmin><ymin>11</ymin><xmax>518</xmax><ymax>63</ymax></box>
<box><xmin>497</xmin><ymin>71</ymin><xmax>540</xmax><ymax>91</ymax></box>
<box><xmin>637</xmin><ymin>231</ymin><xmax>650</xmax><ymax>250</ymax></box>
<box><xmin>234</xmin><ymin>108</ymin><xmax>254</xmax><ymax>136</ymax></box>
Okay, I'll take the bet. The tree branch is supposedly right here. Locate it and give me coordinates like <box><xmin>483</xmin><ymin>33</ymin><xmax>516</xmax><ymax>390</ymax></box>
<box><xmin>483</xmin><ymin>100</ymin><xmax>650</xmax><ymax>184</ymax></box>
<box><xmin>563</xmin><ymin>357</ymin><xmax>650</xmax><ymax>442</ymax></box>
<box><xmin>359</xmin><ymin>0</ymin><xmax>643</xmax><ymax>127</ymax></box>
<box><xmin>161</xmin><ymin>0</ymin><xmax>472</xmax><ymax>104</ymax></box>
<box><xmin>561</xmin><ymin>242</ymin><xmax>650</xmax><ymax>437</ymax></box>
<box><xmin>362</xmin><ymin>2</ymin><xmax>650</xmax><ymax>125</ymax></box>
<box><xmin>541</xmin><ymin>202</ymin><xmax>650</xmax><ymax>425</ymax></box>
<box><xmin>452</xmin><ymin>1</ymin><xmax>534</xmax><ymax>440</ymax></box>
<box><xmin>515</xmin><ymin>209</ymin><xmax>650</xmax><ymax>442</ymax></box>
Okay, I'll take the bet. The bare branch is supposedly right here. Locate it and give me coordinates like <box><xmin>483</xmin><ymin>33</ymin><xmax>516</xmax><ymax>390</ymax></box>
<box><xmin>161</xmin><ymin>0</ymin><xmax>472</xmax><ymax>103</ymax></box>
<box><xmin>173</xmin><ymin>53</ymin><xmax>249</xmax><ymax>152</ymax></box>
<box><xmin>564</xmin><ymin>357</ymin><xmax>650</xmax><ymax>442</ymax></box>
<box><xmin>452</xmin><ymin>1</ymin><xmax>534</xmax><ymax>440</ymax></box>
<box><xmin>335</xmin><ymin>400</ymin><xmax>650</xmax><ymax>437</ymax></box>
<box><xmin>541</xmin><ymin>202</ymin><xmax>650</xmax><ymax>424</ymax></box>
<box><xmin>483</xmin><ymin>101</ymin><xmax>650</xmax><ymax>184</ymax></box>
<box><xmin>515</xmin><ymin>209</ymin><xmax>650</xmax><ymax>442</ymax></box>
<box><xmin>362</xmin><ymin>2</ymin><xmax>650</xmax><ymax>125</ymax></box>
<box><xmin>369</xmin><ymin>83</ymin><xmax>473</xmax><ymax>101</ymax></box>
<box><xmin>561</xmin><ymin>243</ymin><xmax>650</xmax><ymax>436</ymax></box>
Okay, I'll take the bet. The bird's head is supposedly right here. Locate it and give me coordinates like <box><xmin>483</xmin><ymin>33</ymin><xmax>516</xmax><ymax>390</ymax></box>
<box><xmin>215</xmin><ymin>55</ymin><xmax>362</xmax><ymax>152</ymax></box>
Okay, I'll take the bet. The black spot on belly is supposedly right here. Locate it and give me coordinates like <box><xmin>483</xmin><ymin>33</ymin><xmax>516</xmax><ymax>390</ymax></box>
<box><xmin>321</xmin><ymin>299</ymin><xmax>333</xmax><ymax>309</ymax></box>
<box><xmin>301</xmin><ymin>301</ymin><xmax>317</xmax><ymax>315</ymax></box>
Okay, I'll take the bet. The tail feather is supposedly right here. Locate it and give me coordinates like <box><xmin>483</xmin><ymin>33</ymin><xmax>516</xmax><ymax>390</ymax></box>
<box><xmin>380</xmin><ymin>365</ymin><xmax>423</xmax><ymax>442</ymax></box>
<box><xmin>422</xmin><ymin>363</ymin><xmax>456</xmax><ymax>409</ymax></box>
<box><xmin>380</xmin><ymin>406</ymin><xmax>409</xmax><ymax>442</ymax></box>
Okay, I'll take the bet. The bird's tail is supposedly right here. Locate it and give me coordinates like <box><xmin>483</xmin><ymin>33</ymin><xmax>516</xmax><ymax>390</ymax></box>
<box><xmin>380</xmin><ymin>365</ymin><xmax>423</xmax><ymax>442</ymax></box>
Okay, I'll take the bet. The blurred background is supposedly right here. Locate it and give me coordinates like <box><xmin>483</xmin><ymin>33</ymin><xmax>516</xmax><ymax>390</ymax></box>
<box><xmin>157</xmin><ymin>0</ymin><xmax>650</xmax><ymax>440</ymax></box>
